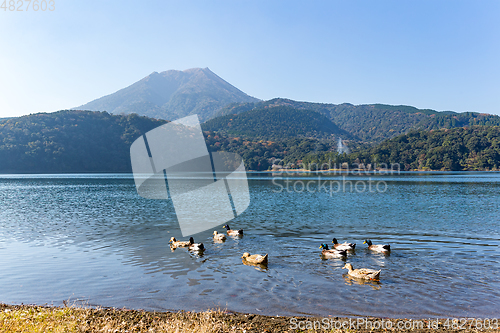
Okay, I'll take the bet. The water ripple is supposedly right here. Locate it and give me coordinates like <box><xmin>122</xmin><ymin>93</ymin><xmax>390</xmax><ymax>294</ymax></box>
<box><xmin>0</xmin><ymin>173</ymin><xmax>499</xmax><ymax>317</ymax></box>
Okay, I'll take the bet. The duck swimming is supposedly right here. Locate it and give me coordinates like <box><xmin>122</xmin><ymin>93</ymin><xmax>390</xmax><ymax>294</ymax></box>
<box><xmin>363</xmin><ymin>239</ymin><xmax>390</xmax><ymax>253</ymax></box>
<box><xmin>319</xmin><ymin>244</ymin><xmax>347</xmax><ymax>258</ymax></box>
<box><xmin>213</xmin><ymin>230</ymin><xmax>226</xmax><ymax>242</ymax></box>
<box><xmin>188</xmin><ymin>237</ymin><xmax>204</xmax><ymax>251</ymax></box>
<box><xmin>342</xmin><ymin>263</ymin><xmax>381</xmax><ymax>280</ymax></box>
<box><xmin>241</xmin><ymin>252</ymin><xmax>268</xmax><ymax>265</ymax></box>
<box><xmin>223</xmin><ymin>224</ymin><xmax>243</xmax><ymax>236</ymax></box>
<box><xmin>332</xmin><ymin>238</ymin><xmax>356</xmax><ymax>251</ymax></box>
<box><xmin>169</xmin><ymin>237</ymin><xmax>191</xmax><ymax>248</ymax></box>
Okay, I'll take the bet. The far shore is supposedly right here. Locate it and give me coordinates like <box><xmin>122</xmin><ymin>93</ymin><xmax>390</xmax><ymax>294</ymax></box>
<box><xmin>1</xmin><ymin>169</ymin><xmax>499</xmax><ymax>175</ymax></box>
<box><xmin>269</xmin><ymin>168</ymin><xmax>498</xmax><ymax>173</ymax></box>
<box><xmin>1</xmin><ymin>304</ymin><xmax>498</xmax><ymax>332</ymax></box>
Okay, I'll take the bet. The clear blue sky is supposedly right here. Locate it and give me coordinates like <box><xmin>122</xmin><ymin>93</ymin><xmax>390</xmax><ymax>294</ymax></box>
<box><xmin>1</xmin><ymin>0</ymin><xmax>499</xmax><ymax>117</ymax></box>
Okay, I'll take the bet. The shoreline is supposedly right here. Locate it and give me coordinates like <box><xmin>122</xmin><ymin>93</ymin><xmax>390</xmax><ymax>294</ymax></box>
<box><xmin>1</xmin><ymin>169</ymin><xmax>499</xmax><ymax>175</ymax></box>
<box><xmin>270</xmin><ymin>168</ymin><xmax>499</xmax><ymax>173</ymax></box>
<box><xmin>1</xmin><ymin>304</ymin><xmax>498</xmax><ymax>332</ymax></box>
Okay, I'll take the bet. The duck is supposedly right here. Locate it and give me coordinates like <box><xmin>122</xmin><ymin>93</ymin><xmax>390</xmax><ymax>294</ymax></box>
<box><xmin>223</xmin><ymin>224</ymin><xmax>243</xmax><ymax>236</ymax></box>
<box><xmin>213</xmin><ymin>230</ymin><xmax>226</xmax><ymax>242</ymax></box>
<box><xmin>169</xmin><ymin>237</ymin><xmax>191</xmax><ymax>248</ymax></box>
<box><xmin>241</xmin><ymin>252</ymin><xmax>268</xmax><ymax>265</ymax></box>
<box><xmin>342</xmin><ymin>263</ymin><xmax>381</xmax><ymax>280</ymax></box>
<box><xmin>188</xmin><ymin>237</ymin><xmax>204</xmax><ymax>251</ymax></box>
<box><xmin>319</xmin><ymin>244</ymin><xmax>347</xmax><ymax>258</ymax></box>
<box><xmin>363</xmin><ymin>239</ymin><xmax>390</xmax><ymax>253</ymax></box>
<box><xmin>332</xmin><ymin>238</ymin><xmax>356</xmax><ymax>251</ymax></box>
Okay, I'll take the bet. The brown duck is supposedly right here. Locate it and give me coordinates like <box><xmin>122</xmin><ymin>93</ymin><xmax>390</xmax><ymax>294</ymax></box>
<box><xmin>241</xmin><ymin>252</ymin><xmax>268</xmax><ymax>265</ymax></box>
<box><xmin>343</xmin><ymin>263</ymin><xmax>381</xmax><ymax>280</ymax></box>
<box><xmin>169</xmin><ymin>237</ymin><xmax>191</xmax><ymax>248</ymax></box>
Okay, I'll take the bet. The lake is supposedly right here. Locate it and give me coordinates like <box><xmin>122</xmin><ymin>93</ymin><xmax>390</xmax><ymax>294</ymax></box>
<box><xmin>0</xmin><ymin>172</ymin><xmax>499</xmax><ymax>318</ymax></box>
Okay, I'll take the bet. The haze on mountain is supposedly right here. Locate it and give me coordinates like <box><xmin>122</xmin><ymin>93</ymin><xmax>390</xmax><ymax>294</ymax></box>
<box><xmin>75</xmin><ymin>68</ymin><xmax>260</xmax><ymax>121</ymax></box>
<box><xmin>75</xmin><ymin>67</ymin><xmax>500</xmax><ymax>144</ymax></box>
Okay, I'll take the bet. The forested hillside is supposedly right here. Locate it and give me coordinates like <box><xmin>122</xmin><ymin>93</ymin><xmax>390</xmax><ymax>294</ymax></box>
<box><xmin>2</xmin><ymin>110</ymin><xmax>500</xmax><ymax>173</ymax></box>
<box><xmin>216</xmin><ymin>98</ymin><xmax>500</xmax><ymax>143</ymax></box>
<box><xmin>204</xmin><ymin>132</ymin><xmax>334</xmax><ymax>171</ymax></box>
<box><xmin>0</xmin><ymin>110</ymin><xmax>329</xmax><ymax>172</ymax></box>
<box><xmin>302</xmin><ymin>126</ymin><xmax>500</xmax><ymax>171</ymax></box>
<box><xmin>202</xmin><ymin>106</ymin><xmax>351</xmax><ymax>140</ymax></box>
<box><xmin>0</xmin><ymin>111</ymin><xmax>165</xmax><ymax>173</ymax></box>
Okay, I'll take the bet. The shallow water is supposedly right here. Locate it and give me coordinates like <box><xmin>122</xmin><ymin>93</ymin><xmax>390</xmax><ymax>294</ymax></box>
<box><xmin>0</xmin><ymin>172</ymin><xmax>499</xmax><ymax>318</ymax></box>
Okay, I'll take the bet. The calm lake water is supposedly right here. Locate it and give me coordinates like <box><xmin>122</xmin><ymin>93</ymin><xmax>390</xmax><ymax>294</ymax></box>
<box><xmin>0</xmin><ymin>172</ymin><xmax>499</xmax><ymax>318</ymax></box>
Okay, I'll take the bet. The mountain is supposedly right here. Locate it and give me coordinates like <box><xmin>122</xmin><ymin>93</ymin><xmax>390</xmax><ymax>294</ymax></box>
<box><xmin>74</xmin><ymin>66</ymin><xmax>500</xmax><ymax>142</ymax></box>
<box><xmin>202</xmin><ymin>106</ymin><xmax>352</xmax><ymax>140</ymax></box>
<box><xmin>0</xmin><ymin>110</ymin><xmax>165</xmax><ymax>173</ymax></box>
<box><xmin>75</xmin><ymin>68</ymin><xmax>260</xmax><ymax>121</ymax></box>
<box><xmin>215</xmin><ymin>98</ymin><xmax>500</xmax><ymax>143</ymax></box>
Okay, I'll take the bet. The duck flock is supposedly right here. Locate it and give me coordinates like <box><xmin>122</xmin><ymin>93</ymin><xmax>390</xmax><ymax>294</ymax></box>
<box><xmin>169</xmin><ymin>224</ymin><xmax>391</xmax><ymax>281</ymax></box>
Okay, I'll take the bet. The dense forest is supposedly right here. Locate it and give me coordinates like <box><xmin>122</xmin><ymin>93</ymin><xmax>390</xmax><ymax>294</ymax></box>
<box><xmin>1</xmin><ymin>110</ymin><xmax>500</xmax><ymax>173</ymax></box>
<box><xmin>204</xmin><ymin>132</ymin><xmax>334</xmax><ymax>171</ymax></box>
<box><xmin>217</xmin><ymin>98</ymin><xmax>500</xmax><ymax>143</ymax></box>
<box><xmin>0</xmin><ymin>110</ymin><xmax>328</xmax><ymax>173</ymax></box>
<box><xmin>202</xmin><ymin>106</ymin><xmax>351</xmax><ymax>140</ymax></box>
<box><xmin>0</xmin><ymin>111</ymin><xmax>165</xmax><ymax>173</ymax></box>
<box><xmin>301</xmin><ymin>126</ymin><xmax>500</xmax><ymax>171</ymax></box>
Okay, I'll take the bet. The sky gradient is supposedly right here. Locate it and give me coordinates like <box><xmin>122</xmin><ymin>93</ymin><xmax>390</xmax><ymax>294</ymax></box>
<box><xmin>1</xmin><ymin>0</ymin><xmax>499</xmax><ymax>118</ymax></box>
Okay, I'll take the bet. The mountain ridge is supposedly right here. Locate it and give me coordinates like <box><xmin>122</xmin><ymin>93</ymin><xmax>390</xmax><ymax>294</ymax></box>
<box><xmin>2</xmin><ymin>110</ymin><xmax>500</xmax><ymax>173</ymax></box>
<box><xmin>202</xmin><ymin>106</ymin><xmax>353</xmax><ymax>140</ymax></box>
<box><xmin>215</xmin><ymin>98</ymin><xmax>500</xmax><ymax>142</ymax></box>
<box><xmin>75</xmin><ymin>68</ymin><xmax>260</xmax><ymax>121</ymax></box>
<box><xmin>0</xmin><ymin>110</ymin><xmax>166</xmax><ymax>173</ymax></box>
<box><xmin>73</xmin><ymin>68</ymin><xmax>500</xmax><ymax>143</ymax></box>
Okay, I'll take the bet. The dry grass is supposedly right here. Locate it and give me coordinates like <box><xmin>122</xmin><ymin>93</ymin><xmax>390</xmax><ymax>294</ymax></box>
<box><xmin>0</xmin><ymin>306</ymin><xmax>244</xmax><ymax>333</ymax></box>
<box><xmin>3</xmin><ymin>304</ymin><xmax>498</xmax><ymax>333</ymax></box>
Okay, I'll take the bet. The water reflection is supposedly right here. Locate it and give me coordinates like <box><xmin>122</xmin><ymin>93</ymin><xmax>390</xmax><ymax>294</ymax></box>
<box><xmin>241</xmin><ymin>260</ymin><xmax>268</xmax><ymax>272</ymax></box>
<box><xmin>343</xmin><ymin>274</ymin><xmax>382</xmax><ymax>290</ymax></box>
<box><xmin>0</xmin><ymin>173</ymin><xmax>499</xmax><ymax>318</ymax></box>
<box><xmin>319</xmin><ymin>254</ymin><xmax>347</xmax><ymax>261</ymax></box>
